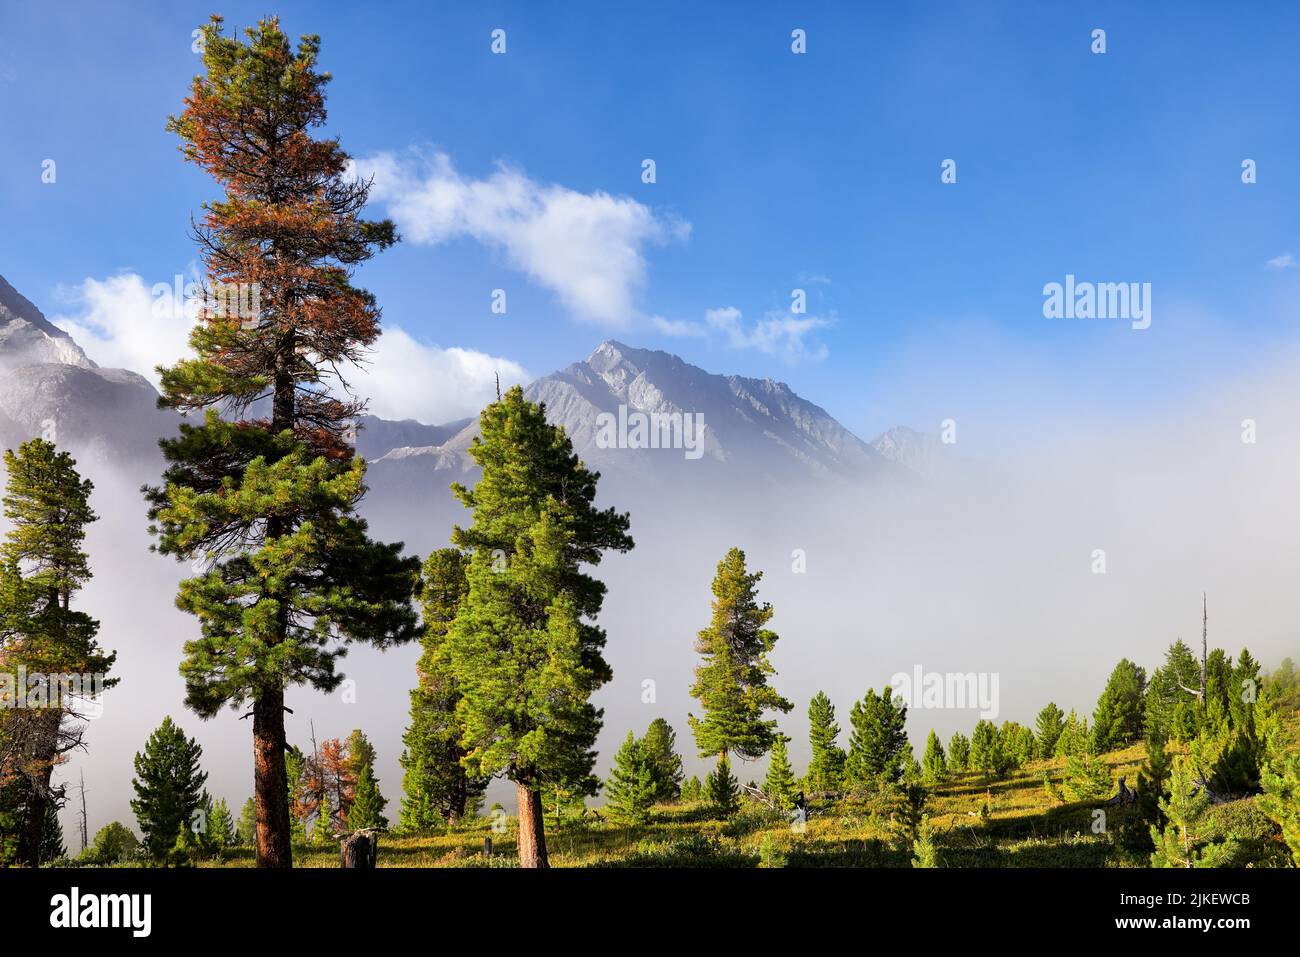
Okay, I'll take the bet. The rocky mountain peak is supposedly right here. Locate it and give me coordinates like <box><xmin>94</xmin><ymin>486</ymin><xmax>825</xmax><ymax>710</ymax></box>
<box><xmin>0</xmin><ymin>274</ymin><xmax>95</xmax><ymax>369</ymax></box>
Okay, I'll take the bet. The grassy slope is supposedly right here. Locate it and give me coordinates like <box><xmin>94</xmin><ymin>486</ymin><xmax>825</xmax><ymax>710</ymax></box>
<box><xmin>197</xmin><ymin>734</ymin><xmax>1291</xmax><ymax>868</ymax></box>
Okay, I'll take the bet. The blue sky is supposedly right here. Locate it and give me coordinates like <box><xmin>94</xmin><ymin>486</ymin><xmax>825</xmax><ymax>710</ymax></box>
<box><xmin>3</xmin><ymin>1</ymin><xmax>1299</xmax><ymax>440</ymax></box>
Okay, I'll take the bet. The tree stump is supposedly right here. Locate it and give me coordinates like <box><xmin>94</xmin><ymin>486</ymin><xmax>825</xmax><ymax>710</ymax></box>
<box><xmin>340</xmin><ymin>829</ymin><xmax>378</xmax><ymax>869</ymax></box>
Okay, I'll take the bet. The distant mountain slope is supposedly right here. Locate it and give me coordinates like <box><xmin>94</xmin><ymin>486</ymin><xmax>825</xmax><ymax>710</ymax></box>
<box><xmin>372</xmin><ymin>340</ymin><xmax>898</xmax><ymax>486</ymax></box>
<box><xmin>0</xmin><ymin>274</ymin><xmax>174</xmax><ymax>467</ymax></box>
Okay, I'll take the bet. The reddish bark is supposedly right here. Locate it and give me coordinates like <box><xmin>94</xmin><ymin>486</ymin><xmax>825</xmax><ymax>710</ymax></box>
<box><xmin>253</xmin><ymin>689</ymin><xmax>292</xmax><ymax>868</ymax></box>
<box><xmin>516</xmin><ymin>782</ymin><xmax>549</xmax><ymax>869</ymax></box>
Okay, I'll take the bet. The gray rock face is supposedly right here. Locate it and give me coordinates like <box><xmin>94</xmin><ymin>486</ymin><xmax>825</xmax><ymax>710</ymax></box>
<box><xmin>869</xmin><ymin>425</ymin><xmax>944</xmax><ymax>477</ymax></box>
<box><xmin>0</xmin><ymin>275</ymin><xmax>175</xmax><ymax>474</ymax></box>
<box><xmin>352</xmin><ymin>413</ymin><xmax>471</xmax><ymax>463</ymax></box>
<box><xmin>0</xmin><ymin>362</ymin><xmax>178</xmax><ymax>470</ymax></box>
<box><xmin>0</xmin><ymin>274</ymin><xmax>94</xmax><ymax>370</ymax></box>
<box><xmin>371</xmin><ymin>340</ymin><xmax>895</xmax><ymax>486</ymax></box>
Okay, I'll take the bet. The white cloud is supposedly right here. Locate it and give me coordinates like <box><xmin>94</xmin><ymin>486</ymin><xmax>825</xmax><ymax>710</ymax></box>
<box><xmin>52</xmin><ymin>273</ymin><xmax>195</xmax><ymax>383</ymax></box>
<box><xmin>351</xmin><ymin>150</ymin><xmax>688</xmax><ymax>326</ymax></box>
<box><xmin>661</xmin><ymin>305</ymin><xmax>832</xmax><ymax>361</ymax></box>
<box><xmin>652</xmin><ymin>315</ymin><xmax>706</xmax><ymax>338</ymax></box>
<box><xmin>52</xmin><ymin>271</ymin><xmax>525</xmax><ymax>425</ymax></box>
<box><xmin>1266</xmin><ymin>253</ymin><xmax>1298</xmax><ymax>270</ymax></box>
<box><xmin>350</xmin><ymin>327</ymin><xmax>527</xmax><ymax>424</ymax></box>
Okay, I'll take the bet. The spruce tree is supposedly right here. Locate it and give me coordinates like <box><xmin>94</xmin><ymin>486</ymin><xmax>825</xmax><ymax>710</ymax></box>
<box><xmin>1259</xmin><ymin>751</ymin><xmax>1299</xmax><ymax>866</ymax></box>
<box><xmin>681</xmin><ymin>776</ymin><xmax>703</xmax><ymax>802</ymax></box>
<box><xmin>604</xmin><ymin>732</ymin><xmax>656</xmax><ymax>825</ymax></box>
<box><xmin>969</xmin><ymin>719</ymin><xmax>1007</xmax><ymax>780</ymax></box>
<box><xmin>1034</xmin><ymin>702</ymin><xmax>1065</xmax><ymax>758</ymax></box>
<box><xmin>704</xmin><ymin>753</ymin><xmax>740</xmax><ymax>818</ymax></box>
<box><xmin>764</xmin><ymin>734</ymin><xmax>798</xmax><ymax>810</ymax></box>
<box><xmin>236</xmin><ymin>797</ymin><xmax>256</xmax><ymax>845</ymax></box>
<box><xmin>348</xmin><ymin>762</ymin><xmax>388</xmax><ymax>831</ymax></box>
<box><xmin>1000</xmin><ymin>722</ymin><xmax>1035</xmax><ymax>770</ymax></box>
<box><xmin>38</xmin><ymin>802</ymin><xmax>65</xmax><ymax>863</ymax></box>
<box><xmin>442</xmin><ymin>386</ymin><xmax>633</xmax><ymax>867</ymax></box>
<box><xmin>205</xmin><ymin>796</ymin><xmax>235</xmax><ymax>850</ymax></box>
<box><xmin>688</xmin><ymin>548</ymin><xmax>793</xmax><ymax>764</ymax></box>
<box><xmin>921</xmin><ymin>730</ymin><xmax>948</xmax><ymax>784</ymax></box>
<box><xmin>401</xmin><ymin>548</ymin><xmax>485</xmax><ymax>829</ymax></box>
<box><xmin>1061</xmin><ymin>733</ymin><xmax>1112</xmax><ymax>801</ymax></box>
<box><xmin>911</xmin><ymin>815</ymin><xmax>938</xmax><ymax>868</ymax></box>
<box><xmin>1150</xmin><ymin>756</ymin><xmax>1238</xmax><ymax>867</ymax></box>
<box><xmin>843</xmin><ymin>686</ymin><xmax>908</xmax><ymax>789</ymax></box>
<box><xmin>804</xmin><ymin>691</ymin><xmax>846</xmax><ymax>795</ymax></box>
<box><xmin>948</xmin><ymin>732</ymin><xmax>970</xmax><ymax>772</ymax></box>
<box><xmin>1122</xmin><ymin>730</ymin><xmax>1171</xmax><ymax>853</ymax></box>
<box><xmin>0</xmin><ymin>439</ymin><xmax>117</xmax><ymax>865</ymax></box>
<box><xmin>285</xmin><ymin>746</ymin><xmax>308</xmax><ymax>845</ymax></box>
<box><xmin>85</xmin><ymin>821</ymin><xmax>138</xmax><ymax>865</ymax></box>
<box><xmin>130</xmin><ymin>716</ymin><xmax>208</xmax><ymax>859</ymax></box>
<box><xmin>148</xmin><ymin>16</ymin><xmax>421</xmax><ymax>868</ymax></box>
<box><xmin>1145</xmin><ymin>640</ymin><xmax>1203</xmax><ymax>742</ymax></box>
<box><xmin>1092</xmin><ymin>659</ymin><xmax>1147</xmax><ymax>751</ymax></box>
<box><xmin>639</xmin><ymin>718</ymin><xmax>684</xmax><ymax>802</ymax></box>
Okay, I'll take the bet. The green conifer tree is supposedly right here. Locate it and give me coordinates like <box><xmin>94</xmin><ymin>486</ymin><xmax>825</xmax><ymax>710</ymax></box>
<box><xmin>843</xmin><ymin>686</ymin><xmax>909</xmax><ymax>789</ymax></box>
<box><xmin>348</xmin><ymin>762</ymin><xmax>388</xmax><ymax>831</ymax></box>
<box><xmin>1150</xmin><ymin>756</ymin><xmax>1239</xmax><ymax>867</ymax></box>
<box><xmin>236</xmin><ymin>797</ymin><xmax>256</xmax><ymax>845</ymax></box>
<box><xmin>639</xmin><ymin>718</ymin><xmax>684</xmax><ymax>802</ymax></box>
<box><xmin>969</xmin><ymin>719</ymin><xmax>1009</xmax><ymax>780</ymax></box>
<box><xmin>0</xmin><ymin>439</ymin><xmax>117</xmax><ymax>865</ymax></box>
<box><xmin>604</xmin><ymin>732</ymin><xmax>656</xmax><ymax>825</ymax></box>
<box><xmin>1093</xmin><ymin>659</ymin><xmax>1147</xmax><ymax>751</ymax></box>
<box><xmin>680</xmin><ymin>776</ymin><xmax>703</xmax><ymax>802</ymax></box>
<box><xmin>704</xmin><ymin>753</ymin><xmax>741</xmax><ymax>818</ymax></box>
<box><xmin>1034</xmin><ymin>702</ymin><xmax>1065</xmax><ymax>758</ymax></box>
<box><xmin>948</xmin><ymin>732</ymin><xmax>970</xmax><ymax>772</ymax></box>
<box><xmin>442</xmin><ymin>386</ymin><xmax>633</xmax><ymax>868</ymax></box>
<box><xmin>804</xmin><ymin>691</ymin><xmax>846</xmax><ymax>795</ymax></box>
<box><xmin>1259</xmin><ymin>751</ymin><xmax>1299</xmax><ymax>866</ymax></box>
<box><xmin>1145</xmin><ymin>640</ymin><xmax>1203</xmax><ymax>743</ymax></box>
<box><xmin>38</xmin><ymin>802</ymin><xmax>65</xmax><ymax>863</ymax></box>
<box><xmin>911</xmin><ymin>815</ymin><xmax>938</xmax><ymax>868</ymax></box>
<box><xmin>921</xmin><ymin>730</ymin><xmax>948</xmax><ymax>784</ymax></box>
<box><xmin>764</xmin><ymin>734</ymin><xmax>798</xmax><ymax>811</ymax></box>
<box><xmin>130</xmin><ymin>716</ymin><xmax>208</xmax><ymax>859</ymax></box>
<box><xmin>400</xmin><ymin>548</ymin><xmax>485</xmax><ymax>828</ymax></box>
<box><xmin>149</xmin><ymin>16</ymin><xmax>422</xmax><ymax>868</ymax></box>
<box><xmin>203</xmin><ymin>796</ymin><xmax>235</xmax><ymax>850</ymax></box>
<box><xmin>688</xmin><ymin>548</ymin><xmax>793</xmax><ymax>765</ymax></box>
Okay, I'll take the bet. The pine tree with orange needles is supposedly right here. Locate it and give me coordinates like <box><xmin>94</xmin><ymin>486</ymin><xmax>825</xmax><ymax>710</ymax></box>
<box><xmin>146</xmin><ymin>16</ymin><xmax>420</xmax><ymax>868</ymax></box>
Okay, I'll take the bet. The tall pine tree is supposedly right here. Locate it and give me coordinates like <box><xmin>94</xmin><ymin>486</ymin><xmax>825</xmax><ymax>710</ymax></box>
<box><xmin>148</xmin><ymin>16</ymin><xmax>421</xmax><ymax>867</ymax></box>
<box><xmin>0</xmin><ymin>439</ymin><xmax>116</xmax><ymax>866</ymax></box>
<box><xmin>442</xmin><ymin>386</ymin><xmax>633</xmax><ymax>867</ymax></box>
<box><xmin>688</xmin><ymin>548</ymin><xmax>792</xmax><ymax>762</ymax></box>
<box><xmin>400</xmin><ymin>548</ymin><xmax>484</xmax><ymax>828</ymax></box>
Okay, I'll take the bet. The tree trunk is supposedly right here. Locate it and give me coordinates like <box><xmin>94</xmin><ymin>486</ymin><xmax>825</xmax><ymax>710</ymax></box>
<box><xmin>447</xmin><ymin>774</ymin><xmax>466</xmax><ymax>826</ymax></box>
<box><xmin>16</xmin><ymin>709</ymin><xmax>62</xmax><ymax>866</ymax></box>
<box><xmin>516</xmin><ymin>781</ymin><xmax>549</xmax><ymax>869</ymax></box>
<box><xmin>253</xmin><ymin>688</ymin><xmax>292</xmax><ymax>868</ymax></box>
